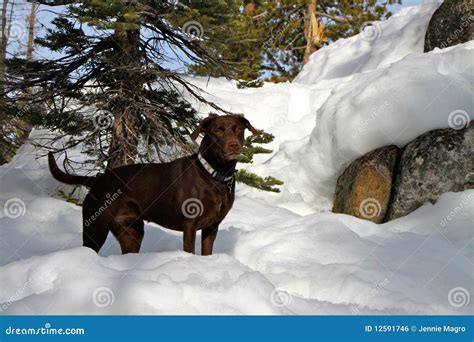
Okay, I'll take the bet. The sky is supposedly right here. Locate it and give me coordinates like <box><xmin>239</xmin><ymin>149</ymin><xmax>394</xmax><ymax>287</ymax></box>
<box><xmin>391</xmin><ymin>0</ymin><xmax>423</xmax><ymax>12</ymax></box>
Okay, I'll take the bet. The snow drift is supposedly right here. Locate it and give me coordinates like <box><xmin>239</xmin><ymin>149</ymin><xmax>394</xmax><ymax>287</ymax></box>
<box><xmin>187</xmin><ymin>1</ymin><xmax>473</xmax><ymax>212</ymax></box>
<box><xmin>1</xmin><ymin>0</ymin><xmax>473</xmax><ymax>315</ymax></box>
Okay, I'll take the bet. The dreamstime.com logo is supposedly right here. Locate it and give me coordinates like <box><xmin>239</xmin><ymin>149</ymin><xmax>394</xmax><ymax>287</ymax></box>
<box><xmin>92</xmin><ymin>287</ymin><xmax>115</xmax><ymax>307</ymax></box>
<box><xmin>92</xmin><ymin>110</ymin><xmax>115</xmax><ymax>130</ymax></box>
<box><xmin>4</xmin><ymin>323</ymin><xmax>85</xmax><ymax>336</ymax></box>
<box><xmin>448</xmin><ymin>287</ymin><xmax>470</xmax><ymax>308</ymax></box>
<box><xmin>181</xmin><ymin>198</ymin><xmax>204</xmax><ymax>219</ymax></box>
<box><xmin>270</xmin><ymin>289</ymin><xmax>292</xmax><ymax>307</ymax></box>
<box><xmin>448</xmin><ymin>110</ymin><xmax>470</xmax><ymax>130</ymax></box>
<box><xmin>2</xmin><ymin>198</ymin><xmax>26</xmax><ymax>219</ymax></box>
<box><xmin>359</xmin><ymin>198</ymin><xmax>382</xmax><ymax>219</ymax></box>
<box><xmin>181</xmin><ymin>21</ymin><xmax>204</xmax><ymax>41</ymax></box>
<box><xmin>360</xmin><ymin>21</ymin><xmax>382</xmax><ymax>41</ymax></box>
<box><xmin>7</xmin><ymin>21</ymin><xmax>27</xmax><ymax>42</ymax></box>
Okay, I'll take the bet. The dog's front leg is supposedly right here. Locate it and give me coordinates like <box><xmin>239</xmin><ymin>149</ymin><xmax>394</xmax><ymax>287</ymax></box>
<box><xmin>201</xmin><ymin>226</ymin><xmax>218</xmax><ymax>256</ymax></box>
<box><xmin>183</xmin><ymin>227</ymin><xmax>196</xmax><ymax>254</ymax></box>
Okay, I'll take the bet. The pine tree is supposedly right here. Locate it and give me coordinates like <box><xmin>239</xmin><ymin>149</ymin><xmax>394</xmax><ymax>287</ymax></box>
<box><xmin>188</xmin><ymin>0</ymin><xmax>401</xmax><ymax>82</ymax></box>
<box><xmin>4</xmin><ymin>0</ymin><xmax>282</xmax><ymax>193</ymax></box>
<box><xmin>175</xmin><ymin>0</ymin><xmax>264</xmax><ymax>80</ymax></box>
<box><xmin>6</xmin><ymin>0</ymin><xmax>234</xmax><ymax>171</ymax></box>
<box><xmin>236</xmin><ymin>130</ymin><xmax>283</xmax><ymax>193</ymax></box>
<box><xmin>267</xmin><ymin>0</ymin><xmax>402</xmax><ymax>80</ymax></box>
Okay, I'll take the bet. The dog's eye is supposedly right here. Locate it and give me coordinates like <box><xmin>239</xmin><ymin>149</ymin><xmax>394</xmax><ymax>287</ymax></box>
<box><xmin>232</xmin><ymin>125</ymin><xmax>242</xmax><ymax>133</ymax></box>
<box><xmin>214</xmin><ymin>127</ymin><xmax>225</xmax><ymax>135</ymax></box>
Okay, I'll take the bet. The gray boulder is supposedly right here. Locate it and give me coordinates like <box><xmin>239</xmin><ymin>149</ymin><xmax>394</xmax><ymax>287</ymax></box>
<box><xmin>385</xmin><ymin>121</ymin><xmax>473</xmax><ymax>221</ymax></box>
<box><xmin>424</xmin><ymin>0</ymin><xmax>473</xmax><ymax>52</ymax></box>
<box><xmin>332</xmin><ymin>146</ymin><xmax>400</xmax><ymax>223</ymax></box>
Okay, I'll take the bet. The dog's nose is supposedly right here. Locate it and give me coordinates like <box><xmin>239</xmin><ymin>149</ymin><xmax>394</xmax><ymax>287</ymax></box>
<box><xmin>228</xmin><ymin>141</ymin><xmax>241</xmax><ymax>153</ymax></box>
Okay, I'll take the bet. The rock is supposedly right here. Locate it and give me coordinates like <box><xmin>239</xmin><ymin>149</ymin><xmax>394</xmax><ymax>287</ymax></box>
<box><xmin>385</xmin><ymin>122</ymin><xmax>473</xmax><ymax>221</ymax></box>
<box><xmin>332</xmin><ymin>146</ymin><xmax>400</xmax><ymax>223</ymax></box>
<box><xmin>424</xmin><ymin>0</ymin><xmax>474</xmax><ymax>52</ymax></box>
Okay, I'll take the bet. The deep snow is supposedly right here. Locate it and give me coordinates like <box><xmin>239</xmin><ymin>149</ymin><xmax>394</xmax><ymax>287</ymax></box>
<box><xmin>0</xmin><ymin>0</ymin><xmax>472</xmax><ymax>315</ymax></box>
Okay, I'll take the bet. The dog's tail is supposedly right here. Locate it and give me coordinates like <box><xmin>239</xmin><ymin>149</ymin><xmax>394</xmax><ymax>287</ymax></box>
<box><xmin>48</xmin><ymin>152</ymin><xmax>96</xmax><ymax>187</ymax></box>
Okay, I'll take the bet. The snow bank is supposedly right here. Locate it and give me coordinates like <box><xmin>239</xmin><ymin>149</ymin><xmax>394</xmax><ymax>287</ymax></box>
<box><xmin>1</xmin><ymin>1</ymin><xmax>473</xmax><ymax>315</ymax></box>
<box><xmin>188</xmin><ymin>0</ymin><xmax>472</xmax><ymax>212</ymax></box>
<box><xmin>294</xmin><ymin>1</ymin><xmax>443</xmax><ymax>84</ymax></box>
<box><xmin>0</xmin><ymin>247</ymin><xmax>286</xmax><ymax>315</ymax></box>
<box><xmin>1</xmin><ymin>180</ymin><xmax>473</xmax><ymax>314</ymax></box>
<box><xmin>269</xmin><ymin>42</ymin><xmax>473</xmax><ymax>210</ymax></box>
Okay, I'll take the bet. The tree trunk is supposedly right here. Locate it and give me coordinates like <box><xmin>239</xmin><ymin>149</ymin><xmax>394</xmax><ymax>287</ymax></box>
<box><xmin>26</xmin><ymin>0</ymin><xmax>36</xmax><ymax>61</ymax></box>
<box><xmin>106</xmin><ymin>28</ymin><xmax>141</xmax><ymax>169</ymax></box>
<box><xmin>107</xmin><ymin>108</ymin><xmax>140</xmax><ymax>169</ymax></box>
<box><xmin>0</xmin><ymin>0</ymin><xmax>9</xmax><ymax>97</ymax></box>
<box><xmin>0</xmin><ymin>0</ymin><xmax>32</xmax><ymax>165</ymax></box>
<box><xmin>6</xmin><ymin>0</ymin><xmax>13</xmax><ymax>42</ymax></box>
<box><xmin>302</xmin><ymin>0</ymin><xmax>327</xmax><ymax>66</ymax></box>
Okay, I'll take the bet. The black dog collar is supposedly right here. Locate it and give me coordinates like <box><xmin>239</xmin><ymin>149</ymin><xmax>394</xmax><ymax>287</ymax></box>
<box><xmin>197</xmin><ymin>153</ymin><xmax>236</xmax><ymax>184</ymax></box>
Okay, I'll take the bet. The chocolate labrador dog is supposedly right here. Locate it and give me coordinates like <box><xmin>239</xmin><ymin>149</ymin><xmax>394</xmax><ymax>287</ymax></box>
<box><xmin>48</xmin><ymin>114</ymin><xmax>257</xmax><ymax>255</ymax></box>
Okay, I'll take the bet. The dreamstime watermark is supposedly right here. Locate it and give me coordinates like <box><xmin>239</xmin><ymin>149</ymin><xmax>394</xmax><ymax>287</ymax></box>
<box><xmin>181</xmin><ymin>198</ymin><xmax>204</xmax><ymax>219</ymax></box>
<box><xmin>92</xmin><ymin>287</ymin><xmax>115</xmax><ymax>307</ymax></box>
<box><xmin>7</xmin><ymin>22</ymin><xmax>27</xmax><ymax>42</ymax></box>
<box><xmin>439</xmin><ymin>192</ymin><xmax>474</xmax><ymax>227</ymax></box>
<box><xmin>4</xmin><ymin>323</ymin><xmax>85</xmax><ymax>336</ymax></box>
<box><xmin>448</xmin><ymin>110</ymin><xmax>470</xmax><ymax>130</ymax></box>
<box><xmin>270</xmin><ymin>289</ymin><xmax>292</xmax><ymax>307</ymax></box>
<box><xmin>0</xmin><ymin>280</ymin><xmax>31</xmax><ymax>312</ymax></box>
<box><xmin>359</xmin><ymin>198</ymin><xmax>382</xmax><ymax>219</ymax></box>
<box><xmin>351</xmin><ymin>100</ymin><xmax>389</xmax><ymax>138</ymax></box>
<box><xmin>2</xmin><ymin>198</ymin><xmax>26</xmax><ymax>219</ymax></box>
<box><xmin>181</xmin><ymin>21</ymin><xmax>204</xmax><ymax>41</ymax></box>
<box><xmin>263</xmin><ymin>13</ymin><xmax>303</xmax><ymax>50</ymax></box>
<box><xmin>351</xmin><ymin>278</ymin><xmax>389</xmax><ymax>315</ymax></box>
<box><xmin>448</xmin><ymin>287</ymin><xmax>470</xmax><ymax>308</ymax></box>
<box><xmin>92</xmin><ymin>110</ymin><xmax>114</xmax><ymax>130</ymax></box>
<box><xmin>438</xmin><ymin>11</ymin><xmax>474</xmax><ymax>49</ymax></box>
<box><xmin>360</xmin><ymin>21</ymin><xmax>382</xmax><ymax>42</ymax></box>
<box><xmin>84</xmin><ymin>190</ymin><xmax>123</xmax><ymax>227</ymax></box>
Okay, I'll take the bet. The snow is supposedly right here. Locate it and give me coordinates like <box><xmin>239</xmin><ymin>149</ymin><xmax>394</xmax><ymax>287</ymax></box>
<box><xmin>294</xmin><ymin>1</ymin><xmax>443</xmax><ymax>84</ymax></box>
<box><xmin>1</xmin><ymin>175</ymin><xmax>473</xmax><ymax>314</ymax></box>
<box><xmin>1</xmin><ymin>1</ymin><xmax>473</xmax><ymax>315</ymax></box>
<box><xmin>186</xmin><ymin>1</ymin><xmax>473</xmax><ymax>212</ymax></box>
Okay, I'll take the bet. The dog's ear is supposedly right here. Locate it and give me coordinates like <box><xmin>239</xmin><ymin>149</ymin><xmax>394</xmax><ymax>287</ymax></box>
<box><xmin>190</xmin><ymin>114</ymin><xmax>219</xmax><ymax>141</ymax></box>
<box><xmin>238</xmin><ymin>115</ymin><xmax>258</xmax><ymax>135</ymax></box>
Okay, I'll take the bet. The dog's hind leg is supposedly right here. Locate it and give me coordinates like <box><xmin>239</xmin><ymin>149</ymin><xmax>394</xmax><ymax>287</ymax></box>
<box><xmin>83</xmin><ymin>222</ymin><xmax>110</xmax><ymax>253</ymax></box>
<box><xmin>183</xmin><ymin>225</ymin><xmax>196</xmax><ymax>254</ymax></box>
<box><xmin>110</xmin><ymin>216</ymin><xmax>144</xmax><ymax>254</ymax></box>
<box><xmin>201</xmin><ymin>225</ymin><xmax>218</xmax><ymax>256</ymax></box>
<box><xmin>82</xmin><ymin>195</ymin><xmax>111</xmax><ymax>253</ymax></box>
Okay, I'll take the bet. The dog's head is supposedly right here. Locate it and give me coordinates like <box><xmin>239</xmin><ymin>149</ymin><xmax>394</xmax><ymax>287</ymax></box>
<box><xmin>191</xmin><ymin>114</ymin><xmax>258</xmax><ymax>160</ymax></box>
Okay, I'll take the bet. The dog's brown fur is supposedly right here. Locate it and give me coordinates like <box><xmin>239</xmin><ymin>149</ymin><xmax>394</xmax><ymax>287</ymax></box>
<box><xmin>49</xmin><ymin>114</ymin><xmax>257</xmax><ymax>255</ymax></box>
